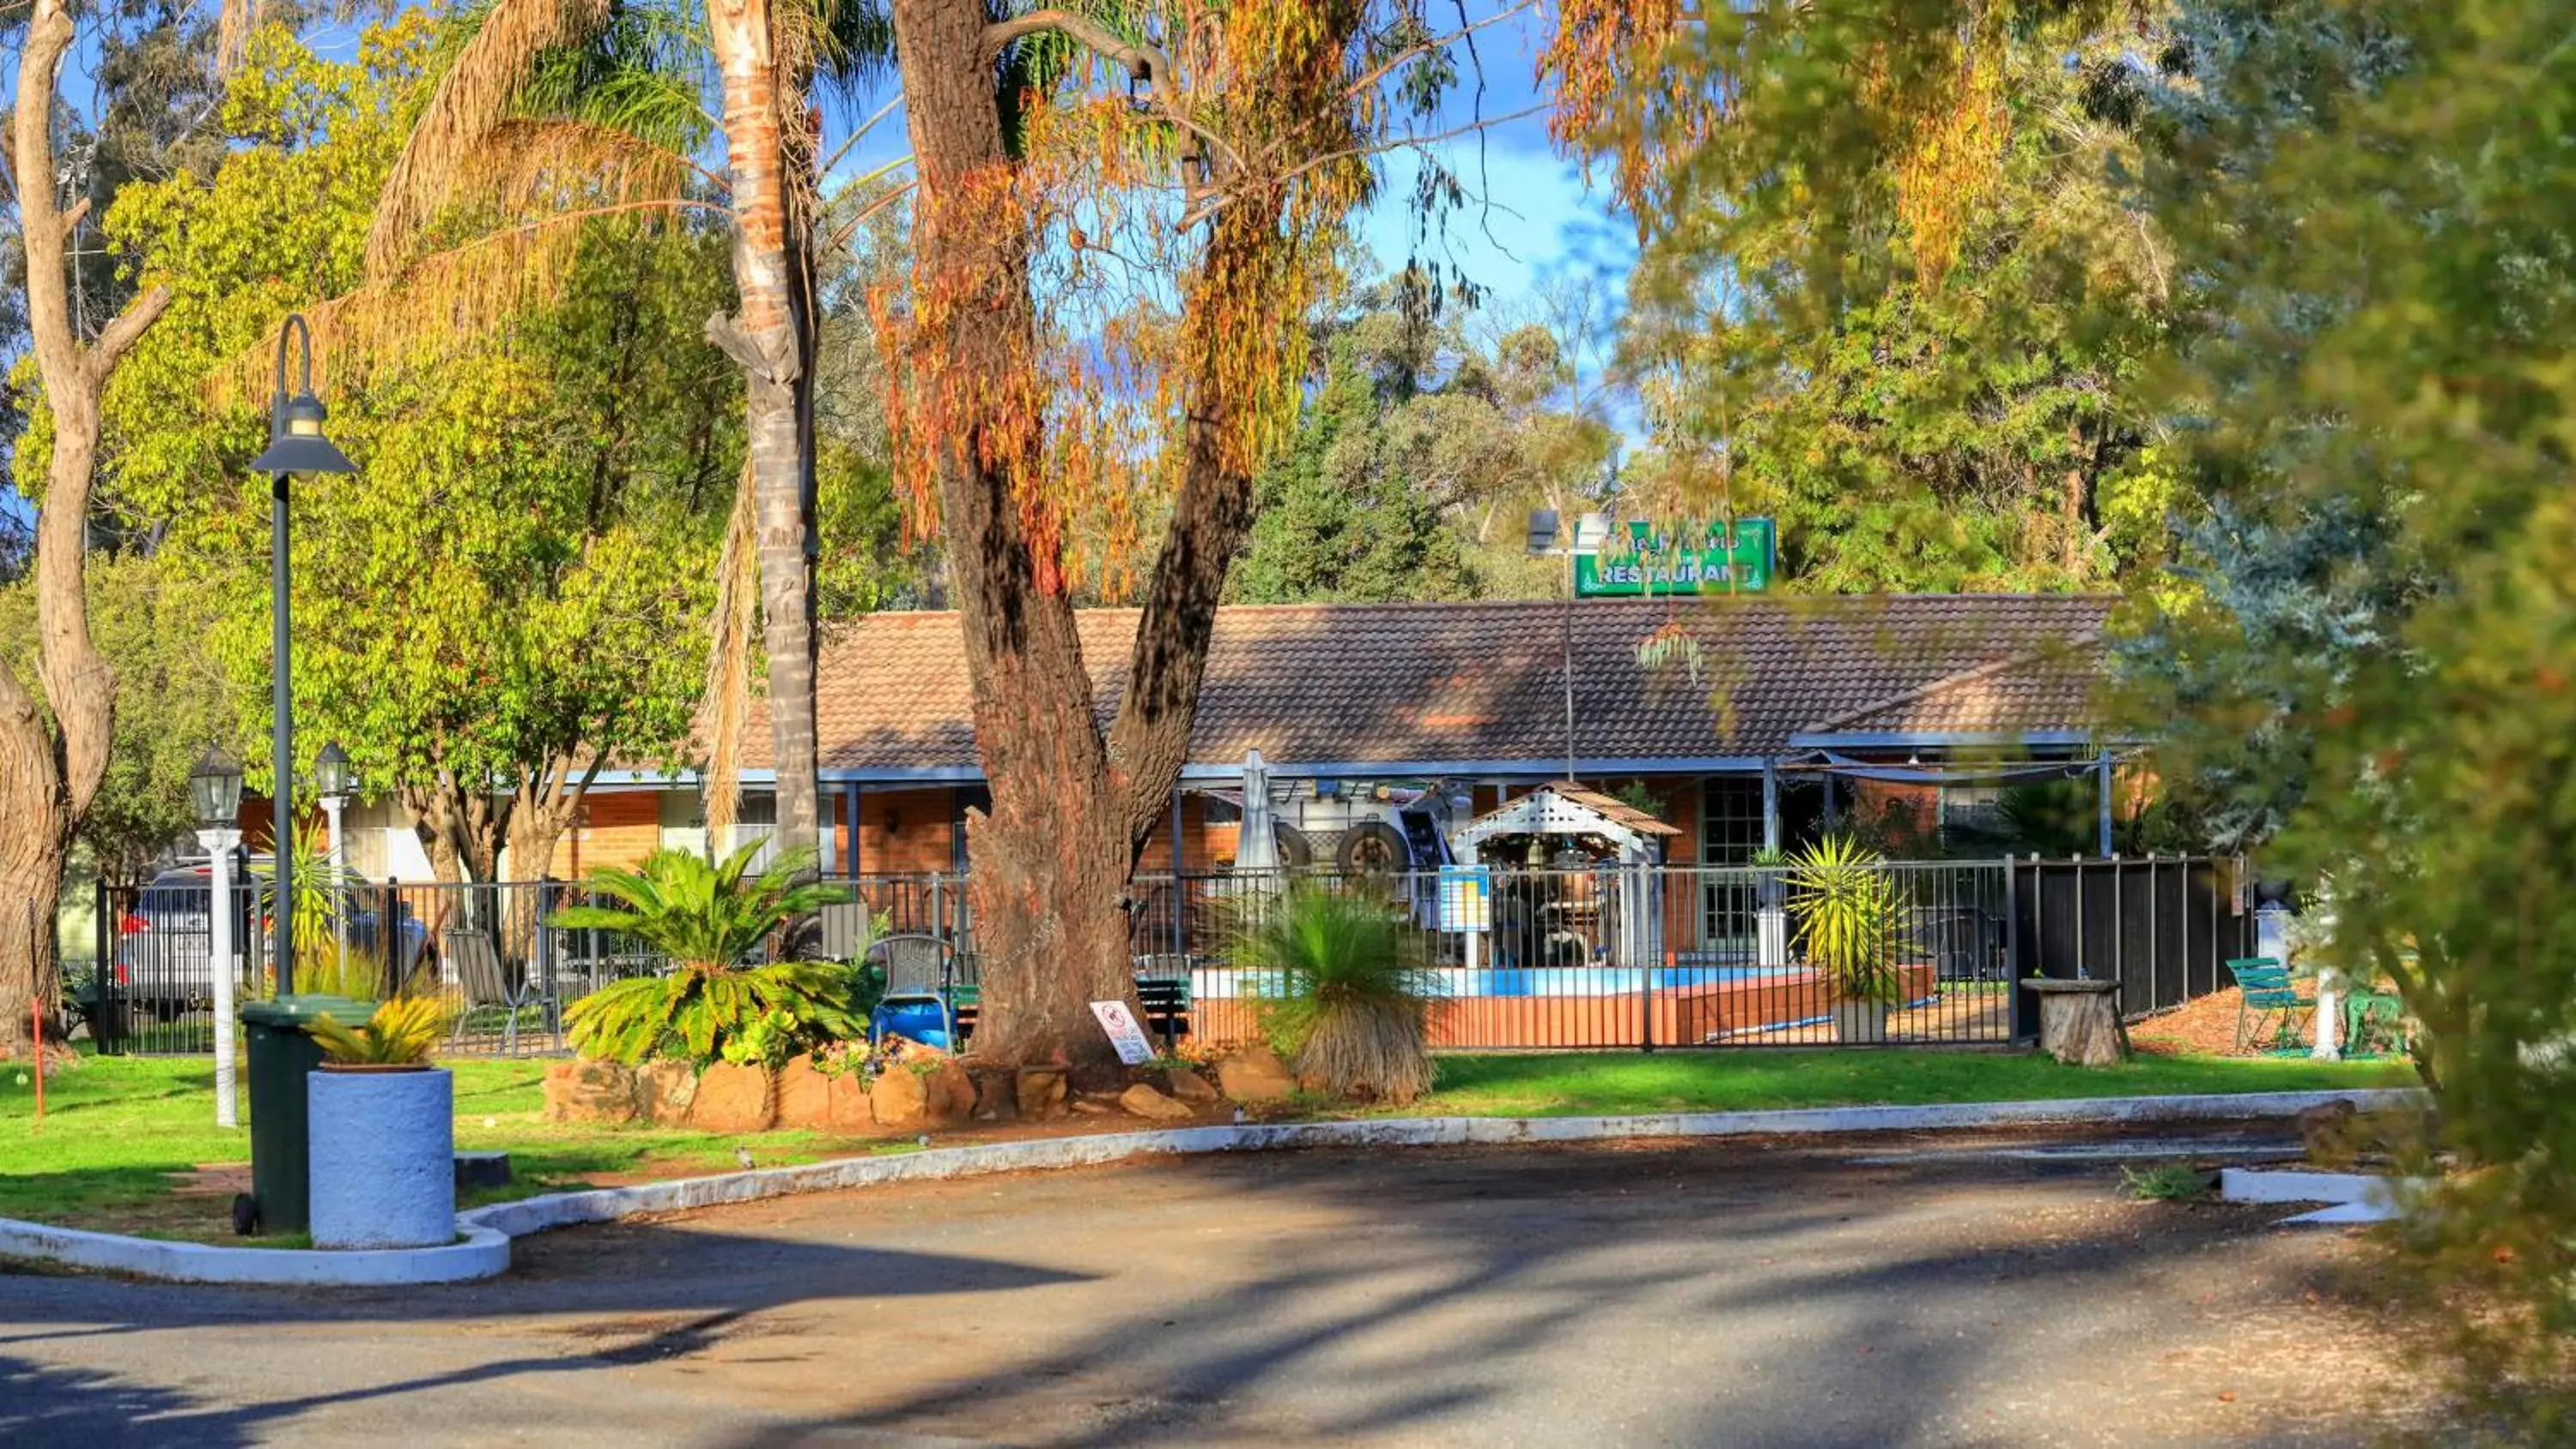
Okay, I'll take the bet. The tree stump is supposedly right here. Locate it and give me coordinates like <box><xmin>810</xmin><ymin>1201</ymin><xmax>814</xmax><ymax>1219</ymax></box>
<box><xmin>2022</xmin><ymin>979</ymin><xmax>2127</xmax><ymax>1067</ymax></box>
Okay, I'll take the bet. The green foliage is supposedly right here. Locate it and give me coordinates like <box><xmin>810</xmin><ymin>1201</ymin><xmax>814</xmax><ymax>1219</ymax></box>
<box><xmin>1230</xmin><ymin>886</ymin><xmax>1437</xmax><ymax>1102</ymax></box>
<box><xmin>1231</xmin><ymin>273</ymin><xmax>1619</xmax><ymax>605</ymax></box>
<box><xmin>1233</xmin><ymin>338</ymin><xmax>1485</xmax><ymax>603</ymax></box>
<box><xmin>1607</xmin><ymin>9</ymin><xmax>2185</xmax><ymax>596</ymax></box>
<box><xmin>0</xmin><ymin>551</ymin><xmax>234</xmax><ymax>886</ymax></box>
<box><xmin>78</xmin><ymin>23</ymin><xmax>738</xmax><ymax>874</ymax></box>
<box><xmin>563</xmin><ymin>958</ymin><xmax>865</xmax><ymax>1069</ymax></box>
<box><xmin>1785</xmin><ymin>836</ymin><xmax>1911</xmax><ymax>1005</ymax></box>
<box><xmin>2119</xmin><ymin>1163</ymin><xmax>2213</xmax><ymax>1203</ymax></box>
<box><xmin>552</xmin><ymin>846</ymin><xmax>865</xmax><ymax>1064</ymax></box>
<box><xmin>1606</xmin><ymin>0</ymin><xmax>2576</xmax><ymax>1422</ymax></box>
<box><xmin>309</xmin><ymin>997</ymin><xmax>451</xmax><ymax>1067</ymax></box>
<box><xmin>549</xmin><ymin>842</ymin><xmax>854</xmax><ymax>971</ymax></box>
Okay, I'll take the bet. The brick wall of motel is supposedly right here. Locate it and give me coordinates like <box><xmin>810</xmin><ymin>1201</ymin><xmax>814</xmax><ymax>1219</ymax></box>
<box><xmin>856</xmin><ymin>787</ymin><xmax>1230</xmax><ymax>874</ymax></box>
<box><xmin>858</xmin><ymin>787</ymin><xmax>957</xmax><ymax>875</ymax></box>
<box><xmin>550</xmin><ymin>788</ymin><xmax>660</xmax><ymax>878</ymax></box>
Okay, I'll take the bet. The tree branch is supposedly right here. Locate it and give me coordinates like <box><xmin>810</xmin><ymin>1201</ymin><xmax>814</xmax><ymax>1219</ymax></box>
<box><xmin>87</xmin><ymin>286</ymin><xmax>171</xmax><ymax>384</ymax></box>
<box><xmin>981</xmin><ymin>8</ymin><xmax>1243</xmax><ymax>199</ymax></box>
<box><xmin>58</xmin><ymin>195</ymin><xmax>89</xmax><ymax>235</ymax></box>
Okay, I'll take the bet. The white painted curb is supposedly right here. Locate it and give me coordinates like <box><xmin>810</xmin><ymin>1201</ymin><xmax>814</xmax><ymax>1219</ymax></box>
<box><xmin>0</xmin><ymin>1218</ymin><xmax>509</xmax><ymax>1287</ymax></box>
<box><xmin>2221</xmin><ymin>1165</ymin><xmax>2433</xmax><ymax>1225</ymax></box>
<box><xmin>462</xmin><ymin>1087</ymin><xmax>2427</xmax><ymax>1239</ymax></box>
<box><xmin>1</xmin><ymin>1086</ymin><xmax>2422</xmax><ymax>1285</ymax></box>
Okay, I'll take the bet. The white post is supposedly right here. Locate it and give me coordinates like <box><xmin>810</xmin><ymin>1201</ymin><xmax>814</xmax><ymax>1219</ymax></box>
<box><xmin>2313</xmin><ymin>967</ymin><xmax>2342</xmax><ymax>1060</ymax></box>
<box><xmin>199</xmin><ymin>828</ymin><xmax>240</xmax><ymax>1129</ymax></box>
<box><xmin>322</xmin><ymin>793</ymin><xmax>349</xmax><ymax>973</ymax></box>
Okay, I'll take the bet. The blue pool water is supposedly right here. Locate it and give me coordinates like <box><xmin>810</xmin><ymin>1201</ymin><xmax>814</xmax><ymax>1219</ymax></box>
<box><xmin>1453</xmin><ymin>967</ymin><xmax>1786</xmax><ymax>998</ymax></box>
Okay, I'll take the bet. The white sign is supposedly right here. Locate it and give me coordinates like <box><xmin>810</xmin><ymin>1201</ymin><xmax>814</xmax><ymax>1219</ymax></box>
<box><xmin>1090</xmin><ymin>999</ymin><xmax>1157</xmax><ymax>1065</ymax></box>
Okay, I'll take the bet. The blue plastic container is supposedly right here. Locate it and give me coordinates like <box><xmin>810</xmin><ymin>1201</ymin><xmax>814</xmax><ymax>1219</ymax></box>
<box><xmin>870</xmin><ymin>995</ymin><xmax>953</xmax><ymax>1052</ymax></box>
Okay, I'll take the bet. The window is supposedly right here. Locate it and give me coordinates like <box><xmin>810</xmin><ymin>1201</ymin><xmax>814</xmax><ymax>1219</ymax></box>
<box><xmin>721</xmin><ymin>791</ymin><xmax>778</xmax><ymax>872</ymax></box>
<box><xmin>1700</xmin><ymin>777</ymin><xmax>1766</xmax><ymax>865</ymax></box>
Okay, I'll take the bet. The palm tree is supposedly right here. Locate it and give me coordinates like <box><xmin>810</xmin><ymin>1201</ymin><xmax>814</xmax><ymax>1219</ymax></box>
<box><xmin>357</xmin><ymin>0</ymin><xmax>900</xmax><ymax>891</ymax></box>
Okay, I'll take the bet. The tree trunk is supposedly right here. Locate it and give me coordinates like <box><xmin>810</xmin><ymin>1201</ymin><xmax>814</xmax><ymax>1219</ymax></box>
<box><xmin>0</xmin><ymin>718</ymin><xmax>70</xmax><ymax>1055</ymax></box>
<box><xmin>887</xmin><ymin>3</ymin><xmax>1282</xmax><ymax>1070</ymax></box>
<box><xmin>890</xmin><ymin>0</ymin><xmax>1138</xmax><ymax>1070</ymax></box>
<box><xmin>706</xmin><ymin>0</ymin><xmax>822</xmax><ymax>893</ymax></box>
<box><xmin>0</xmin><ymin>0</ymin><xmax>167</xmax><ymax>1057</ymax></box>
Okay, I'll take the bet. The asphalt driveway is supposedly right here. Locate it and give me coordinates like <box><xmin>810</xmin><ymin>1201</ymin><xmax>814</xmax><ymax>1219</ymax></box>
<box><xmin>0</xmin><ymin>1126</ymin><xmax>2421</xmax><ymax>1446</ymax></box>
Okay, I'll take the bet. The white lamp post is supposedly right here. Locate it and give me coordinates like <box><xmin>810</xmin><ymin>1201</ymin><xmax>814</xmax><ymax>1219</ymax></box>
<box><xmin>190</xmin><ymin>749</ymin><xmax>245</xmax><ymax>1130</ymax></box>
<box><xmin>315</xmin><ymin>740</ymin><xmax>355</xmax><ymax>973</ymax></box>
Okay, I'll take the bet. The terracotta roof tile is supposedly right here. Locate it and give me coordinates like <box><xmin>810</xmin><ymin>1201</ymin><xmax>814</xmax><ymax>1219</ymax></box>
<box><xmin>735</xmin><ymin>595</ymin><xmax>2114</xmax><ymax>776</ymax></box>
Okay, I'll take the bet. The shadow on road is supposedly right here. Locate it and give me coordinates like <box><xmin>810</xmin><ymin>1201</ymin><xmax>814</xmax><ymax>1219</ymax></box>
<box><xmin>2</xmin><ymin>1137</ymin><xmax>2400</xmax><ymax>1446</ymax></box>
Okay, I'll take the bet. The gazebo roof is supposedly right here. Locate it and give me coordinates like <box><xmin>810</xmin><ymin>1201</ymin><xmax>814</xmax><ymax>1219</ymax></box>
<box><xmin>1453</xmin><ymin>785</ymin><xmax>1682</xmax><ymax>856</ymax></box>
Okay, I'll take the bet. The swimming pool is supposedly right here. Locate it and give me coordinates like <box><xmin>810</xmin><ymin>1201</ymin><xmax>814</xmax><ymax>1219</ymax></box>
<box><xmin>1188</xmin><ymin>965</ymin><xmax>1797</xmax><ymax>1000</ymax></box>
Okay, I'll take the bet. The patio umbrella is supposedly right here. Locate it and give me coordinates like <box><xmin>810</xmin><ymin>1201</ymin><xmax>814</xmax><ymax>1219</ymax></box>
<box><xmin>1235</xmin><ymin>749</ymin><xmax>1280</xmax><ymax>874</ymax></box>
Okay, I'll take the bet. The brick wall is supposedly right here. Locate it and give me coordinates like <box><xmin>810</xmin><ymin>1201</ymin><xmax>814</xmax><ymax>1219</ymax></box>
<box><xmin>858</xmin><ymin>787</ymin><xmax>957</xmax><ymax>875</ymax></box>
<box><xmin>550</xmin><ymin>788</ymin><xmax>660</xmax><ymax>878</ymax></box>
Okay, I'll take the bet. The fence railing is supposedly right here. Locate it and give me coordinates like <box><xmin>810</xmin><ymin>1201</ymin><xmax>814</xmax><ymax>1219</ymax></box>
<box><xmin>82</xmin><ymin>856</ymin><xmax>2245</xmax><ymax>1058</ymax></box>
<box><xmin>2006</xmin><ymin>853</ymin><xmax>2256</xmax><ymax>1034</ymax></box>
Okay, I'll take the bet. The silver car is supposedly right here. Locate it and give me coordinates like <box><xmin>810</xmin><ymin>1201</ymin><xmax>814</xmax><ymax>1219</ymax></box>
<box><xmin>110</xmin><ymin>861</ymin><xmax>427</xmax><ymax>1012</ymax></box>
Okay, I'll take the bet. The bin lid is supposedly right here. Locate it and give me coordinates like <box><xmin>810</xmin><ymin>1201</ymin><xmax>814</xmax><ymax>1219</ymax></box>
<box><xmin>240</xmin><ymin>994</ymin><xmax>379</xmax><ymax>1026</ymax></box>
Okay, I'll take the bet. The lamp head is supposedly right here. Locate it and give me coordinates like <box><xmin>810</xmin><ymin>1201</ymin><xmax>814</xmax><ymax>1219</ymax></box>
<box><xmin>189</xmin><ymin>748</ymin><xmax>244</xmax><ymax>831</ymax></box>
<box><xmin>1525</xmin><ymin>508</ymin><xmax>1561</xmax><ymax>556</ymax></box>
<box><xmin>252</xmin><ymin>316</ymin><xmax>357</xmax><ymax>474</ymax></box>
<box><xmin>315</xmin><ymin>740</ymin><xmax>354</xmax><ymax>801</ymax></box>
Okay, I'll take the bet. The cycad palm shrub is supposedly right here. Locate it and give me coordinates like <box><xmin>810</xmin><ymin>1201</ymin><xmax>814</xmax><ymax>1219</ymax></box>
<box><xmin>550</xmin><ymin>842</ymin><xmax>861</xmax><ymax>1068</ymax></box>
<box><xmin>1785</xmin><ymin>834</ymin><xmax>1911</xmax><ymax>1005</ymax></box>
<box><xmin>1233</xmin><ymin>886</ymin><xmax>1438</xmax><ymax>1103</ymax></box>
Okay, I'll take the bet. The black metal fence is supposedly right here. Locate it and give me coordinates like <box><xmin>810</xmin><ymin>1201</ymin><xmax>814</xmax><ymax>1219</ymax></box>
<box><xmin>2006</xmin><ymin>854</ymin><xmax>2256</xmax><ymax>1037</ymax></box>
<box><xmin>83</xmin><ymin>856</ymin><xmax>2246</xmax><ymax>1058</ymax></box>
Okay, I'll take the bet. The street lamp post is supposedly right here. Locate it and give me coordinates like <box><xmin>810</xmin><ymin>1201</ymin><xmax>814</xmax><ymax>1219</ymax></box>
<box><xmin>1526</xmin><ymin>509</ymin><xmax>1585</xmax><ymax>785</ymax></box>
<box><xmin>316</xmin><ymin>741</ymin><xmax>354</xmax><ymax>975</ymax></box>
<box><xmin>248</xmin><ymin>313</ymin><xmax>356</xmax><ymax>997</ymax></box>
<box><xmin>190</xmin><ymin>749</ymin><xmax>245</xmax><ymax>1129</ymax></box>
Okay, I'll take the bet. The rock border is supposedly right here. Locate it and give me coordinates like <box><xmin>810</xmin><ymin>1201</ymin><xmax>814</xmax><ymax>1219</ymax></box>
<box><xmin>0</xmin><ymin>1087</ymin><xmax>2423</xmax><ymax>1286</ymax></box>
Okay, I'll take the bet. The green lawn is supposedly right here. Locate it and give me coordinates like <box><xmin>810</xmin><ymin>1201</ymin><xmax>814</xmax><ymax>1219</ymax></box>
<box><xmin>0</xmin><ymin>1056</ymin><xmax>898</xmax><ymax>1239</ymax></box>
<box><xmin>0</xmin><ymin>1048</ymin><xmax>2412</xmax><ymax>1240</ymax></box>
<box><xmin>1408</xmin><ymin>1049</ymin><xmax>2412</xmax><ymax>1119</ymax></box>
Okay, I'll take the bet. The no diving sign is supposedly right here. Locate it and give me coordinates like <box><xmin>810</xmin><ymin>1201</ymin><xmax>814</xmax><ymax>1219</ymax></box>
<box><xmin>1090</xmin><ymin>999</ymin><xmax>1157</xmax><ymax>1065</ymax></box>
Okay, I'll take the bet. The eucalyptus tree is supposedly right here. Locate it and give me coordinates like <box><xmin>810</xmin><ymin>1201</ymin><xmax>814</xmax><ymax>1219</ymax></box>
<box><xmin>0</xmin><ymin>0</ymin><xmax>174</xmax><ymax>1055</ymax></box>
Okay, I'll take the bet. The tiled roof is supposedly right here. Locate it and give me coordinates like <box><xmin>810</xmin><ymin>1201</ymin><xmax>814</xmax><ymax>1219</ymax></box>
<box><xmin>1801</xmin><ymin>634</ymin><xmax>2106</xmax><ymax>737</ymax></box>
<box><xmin>736</xmin><ymin>595</ymin><xmax>2115</xmax><ymax>777</ymax></box>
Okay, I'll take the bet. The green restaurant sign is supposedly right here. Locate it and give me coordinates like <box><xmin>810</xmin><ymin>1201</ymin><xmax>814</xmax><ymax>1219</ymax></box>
<box><xmin>1574</xmin><ymin>517</ymin><xmax>1777</xmax><ymax>597</ymax></box>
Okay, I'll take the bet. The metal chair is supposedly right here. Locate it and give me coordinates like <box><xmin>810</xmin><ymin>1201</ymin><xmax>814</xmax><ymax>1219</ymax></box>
<box><xmin>2227</xmin><ymin>955</ymin><xmax>2311</xmax><ymax>1054</ymax></box>
<box><xmin>866</xmin><ymin>933</ymin><xmax>959</xmax><ymax>1049</ymax></box>
<box><xmin>446</xmin><ymin>926</ymin><xmax>541</xmax><ymax>1054</ymax></box>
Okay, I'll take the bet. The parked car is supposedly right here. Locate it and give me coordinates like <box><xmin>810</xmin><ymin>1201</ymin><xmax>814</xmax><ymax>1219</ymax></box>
<box><xmin>109</xmin><ymin>859</ymin><xmax>428</xmax><ymax>1014</ymax></box>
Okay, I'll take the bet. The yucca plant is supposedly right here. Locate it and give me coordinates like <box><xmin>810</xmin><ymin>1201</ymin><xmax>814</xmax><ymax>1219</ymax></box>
<box><xmin>1785</xmin><ymin>834</ymin><xmax>1912</xmax><ymax>1006</ymax></box>
<box><xmin>550</xmin><ymin>842</ymin><xmax>862</xmax><ymax>1067</ymax></box>
<box><xmin>310</xmin><ymin>997</ymin><xmax>452</xmax><ymax>1067</ymax></box>
<box><xmin>1233</xmin><ymin>886</ymin><xmax>1438</xmax><ymax>1103</ymax></box>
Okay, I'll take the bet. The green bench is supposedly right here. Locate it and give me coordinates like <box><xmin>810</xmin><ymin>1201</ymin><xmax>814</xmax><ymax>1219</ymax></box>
<box><xmin>2226</xmin><ymin>955</ymin><xmax>2312</xmax><ymax>1054</ymax></box>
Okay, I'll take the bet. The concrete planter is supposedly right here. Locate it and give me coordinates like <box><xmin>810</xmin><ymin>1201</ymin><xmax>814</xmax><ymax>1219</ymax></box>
<box><xmin>1831</xmin><ymin>1000</ymin><xmax>1891</xmax><ymax>1044</ymax></box>
<box><xmin>309</xmin><ymin>1066</ymin><xmax>455</xmax><ymax>1250</ymax></box>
